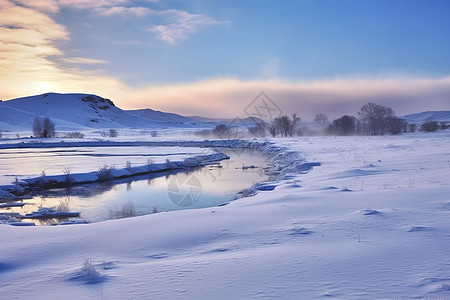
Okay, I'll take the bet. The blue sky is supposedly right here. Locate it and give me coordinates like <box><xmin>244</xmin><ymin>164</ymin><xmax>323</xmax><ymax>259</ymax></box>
<box><xmin>1</xmin><ymin>0</ymin><xmax>449</xmax><ymax>118</ymax></box>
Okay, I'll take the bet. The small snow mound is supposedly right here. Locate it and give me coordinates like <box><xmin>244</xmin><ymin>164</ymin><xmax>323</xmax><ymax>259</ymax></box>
<box><xmin>69</xmin><ymin>260</ymin><xmax>110</xmax><ymax>284</ymax></box>
<box><xmin>289</xmin><ymin>227</ymin><xmax>313</xmax><ymax>236</ymax></box>
<box><xmin>22</xmin><ymin>207</ymin><xmax>80</xmax><ymax>219</ymax></box>
<box><xmin>320</xmin><ymin>186</ymin><xmax>339</xmax><ymax>190</ymax></box>
<box><xmin>364</xmin><ymin>163</ymin><xmax>377</xmax><ymax>168</ymax></box>
<box><xmin>57</xmin><ymin>219</ymin><xmax>87</xmax><ymax>225</ymax></box>
<box><xmin>408</xmin><ymin>226</ymin><xmax>434</xmax><ymax>232</ymax></box>
<box><xmin>286</xmin><ymin>183</ymin><xmax>302</xmax><ymax>188</ymax></box>
<box><xmin>256</xmin><ymin>184</ymin><xmax>277</xmax><ymax>191</ymax></box>
<box><xmin>209</xmin><ymin>247</ymin><xmax>230</xmax><ymax>253</ymax></box>
<box><xmin>297</xmin><ymin>162</ymin><xmax>321</xmax><ymax>172</ymax></box>
<box><xmin>147</xmin><ymin>253</ymin><xmax>168</xmax><ymax>260</ymax></box>
<box><xmin>319</xmin><ymin>291</ymin><xmax>337</xmax><ymax>297</ymax></box>
<box><xmin>361</xmin><ymin>209</ymin><xmax>383</xmax><ymax>216</ymax></box>
<box><xmin>419</xmin><ymin>277</ymin><xmax>450</xmax><ymax>293</ymax></box>
<box><xmin>9</xmin><ymin>222</ymin><xmax>35</xmax><ymax>226</ymax></box>
<box><xmin>441</xmin><ymin>202</ymin><xmax>450</xmax><ymax>210</ymax></box>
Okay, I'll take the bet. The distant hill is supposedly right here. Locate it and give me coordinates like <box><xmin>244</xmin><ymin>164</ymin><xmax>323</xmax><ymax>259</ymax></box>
<box><xmin>189</xmin><ymin>116</ymin><xmax>265</xmax><ymax>126</ymax></box>
<box><xmin>0</xmin><ymin>93</ymin><xmax>212</xmax><ymax>132</ymax></box>
<box><xmin>402</xmin><ymin>111</ymin><xmax>450</xmax><ymax>123</ymax></box>
<box><xmin>127</xmin><ymin>108</ymin><xmax>198</xmax><ymax>124</ymax></box>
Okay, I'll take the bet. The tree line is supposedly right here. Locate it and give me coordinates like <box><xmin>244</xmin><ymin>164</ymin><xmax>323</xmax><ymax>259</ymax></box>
<box><xmin>9</xmin><ymin>102</ymin><xmax>446</xmax><ymax>140</ymax></box>
<box><xmin>199</xmin><ymin>102</ymin><xmax>447</xmax><ymax>139</ymax></box>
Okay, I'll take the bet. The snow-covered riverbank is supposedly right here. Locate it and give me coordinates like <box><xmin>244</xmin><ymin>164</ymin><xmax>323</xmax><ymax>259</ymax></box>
<box><xmin>1</xmin><ymin>132</ymin><xmax>449</xmax><ymax>299</ymax></box>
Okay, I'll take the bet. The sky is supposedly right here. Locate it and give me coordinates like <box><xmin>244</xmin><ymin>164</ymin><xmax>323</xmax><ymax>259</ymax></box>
<box><xmin>0</xmin><ymin>0</ymin><xmax>449</xmax><ymax>120</ymax></box>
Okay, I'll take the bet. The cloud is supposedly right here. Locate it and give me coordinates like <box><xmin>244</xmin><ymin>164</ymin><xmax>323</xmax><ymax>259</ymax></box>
<box><xmin>147</xmin><ymin>10</ymin><xmax>226</xmax><ymax>44</ymax></box>
<box><xmin>13</xmin><ymin>0</ymin><xmax>59</xmax><ymax>13</ymax></box>
<box><xmin>0</xmin><ymin>1</ymin><xmax>68</xmax><ymax>85</ymax></box>
<box><xmin>60</xmin><ymin>57</ymin><xmax>107</xmax><ymax>64</ymax></box>
<box><xmin>0</xmin><ymin>0</ymin><xmax>119</xmax><ymax>98</ymax></box>
<box><xmin>0</xmin><ymin>3</ymin><xmax>67</xmax><ymax>40</ymax></box>
<box><xmin>1</xmin><ymin>0</ymin><xmax>448</xmax><ymax>121</ymax></box>
<box><xmin>56</xmin><ymin>0</ymin><xmax>129</xmax><ymax>10</ymax></box>
<box><xmin>98</xmin><ymin>6</ymin><xmax>153</xmax><ymax>17</ymax></box>
<box><xmin>115</xmin><ymin>77</ymin><xmax>450</xmax><ymax>120</ymax></box>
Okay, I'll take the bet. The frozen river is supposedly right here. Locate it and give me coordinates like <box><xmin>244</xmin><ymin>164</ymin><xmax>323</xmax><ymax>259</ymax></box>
<box><xmin>1</xmin><ymin>147</ymin><xmax>272</xmax><ymax>225</ymax></box>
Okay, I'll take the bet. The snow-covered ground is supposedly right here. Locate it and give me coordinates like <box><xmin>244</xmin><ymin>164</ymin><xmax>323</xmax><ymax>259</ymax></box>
<box><xmin>1</xmin><ymin>132</ymin><xmax>449</xmax><ymax>299</ymax></box>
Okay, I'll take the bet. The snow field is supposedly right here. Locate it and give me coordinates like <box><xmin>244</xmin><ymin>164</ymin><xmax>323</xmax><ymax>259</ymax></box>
<box><xmin>0</xmin><ymin>132</ymin><xmax>449</xmax><ymax>299</ymax></box>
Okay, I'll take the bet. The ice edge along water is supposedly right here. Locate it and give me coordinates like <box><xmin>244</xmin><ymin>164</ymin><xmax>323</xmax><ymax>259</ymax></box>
<box><xmin>0</xmin><ymin>140</ymin><xmax>284</xmax><ymax>199</ymax></box>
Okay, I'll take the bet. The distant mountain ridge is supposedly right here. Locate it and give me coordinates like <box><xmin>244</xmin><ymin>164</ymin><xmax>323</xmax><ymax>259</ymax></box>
<box><xmin>402</xmin><ymin>111</ymin><xmax>450</xmax><ymax>123</ymax></box>
<box><xmin>127</xmin><ymin>108</ymin><xmax>197</xmax><ymax>124</ymax></box>
<box><xmin>0</xmin><ymin>93</ymin><xmax>211</xmax><ymax>132</ymax></box>
<box><xmin>1</xmin><ymin>93</ymin><xmax>448</xmax><ymax>133</ymax></box>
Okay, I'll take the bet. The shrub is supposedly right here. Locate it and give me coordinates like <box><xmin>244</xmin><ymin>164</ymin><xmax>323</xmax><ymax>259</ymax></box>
<box><xmin>408</xmin><ymin>123</ymin><xmax>417</xmax><ymax>132</ymax></box>
<box><xmin>213</xmin><ymin>124</ymin><xmax>231</xmax><ymax>138</ymax></box>
<box><xmin>420</xmin><ymin>121</ymin><xmax>440</xmax><ymax>132</ymax></box>
<box><xmin>109</xmin><ymin>129</ymin><xmax>118</xmax><ymax>137</ymax></box>
<box><xmin>64</xmin><ymin>132</ymin><xmax>85</xmax><ymax>139</ymax></box>
<box><xmin>99</xmin><ymin>129</ymin><xmax>119</xmax><ymax>138</ymax></box>
<box><xmin>387</xmin><ymin>117</ymin><xmax>407</xmax><ymax>135</ymax></box>
<box><xmin>165</xmin><ymin>159</ymin><xmax>177</xmax><ymax>169</ymax></box>
<box><xmin>98</xmin><ymin>165</ymin><xmax>114</xmax><ymax>181</ymax></box>
<box><xmin>62</xmin><ymin>167</ymin><xmax>72</xmax><ymax>186</ymax></box>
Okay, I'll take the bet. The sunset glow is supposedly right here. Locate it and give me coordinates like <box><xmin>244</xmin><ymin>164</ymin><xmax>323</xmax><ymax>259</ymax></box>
<box><xmin>1</xmin><ymin>0</ymin><xmax>449</xmax><ymax>117</ymax></box>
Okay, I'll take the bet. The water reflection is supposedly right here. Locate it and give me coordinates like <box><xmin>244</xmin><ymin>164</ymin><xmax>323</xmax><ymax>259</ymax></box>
<box><xmin>4</xmin><ymin>150</ymin><xmax>272</xmax><ymax>225</ymax></box>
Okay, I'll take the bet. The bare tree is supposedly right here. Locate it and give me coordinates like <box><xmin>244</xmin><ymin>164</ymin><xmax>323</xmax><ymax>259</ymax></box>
<box><xmin>33</xmin><ymin>116</ymin><xmax>55</xmax><ymax>138</ymax></box>
<box><xmin>268</xmin><ymin>123</ymin><xmax>278</xmax><ymax>137</ymax></box>
<box><xmin>248</xmin><ymin>122</ymin><xmax>267</xmax><ymax>137</ymax></box>
<box><xmin>358</xmin><ymin>102</ymin><xmax>395</xmax><ymax>135</ymax></box>
<box><xmin>273</xmin><ymin>114</ymin><xmax>301</xmax><ymax>137</ymax></box>
<box><xmin>314</xmin><ymin>113</ymin><xmax>329</xmax><ymax>124</ymax></box>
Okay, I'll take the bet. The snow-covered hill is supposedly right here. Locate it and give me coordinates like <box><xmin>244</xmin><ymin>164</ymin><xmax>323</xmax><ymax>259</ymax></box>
<box><xmin>402</xmin><ymin>111</ymin><xmax>450</xmax><ymax>123</ymax></box>
<box><xmin>127</xmin><ymin>108</ymin><xmax>198</xmax><ymax>124</ymax></box>
<box><xmin>0</xmin><ymin>93</ymin><xmax>207</xmax><ymax>132</ymax></box>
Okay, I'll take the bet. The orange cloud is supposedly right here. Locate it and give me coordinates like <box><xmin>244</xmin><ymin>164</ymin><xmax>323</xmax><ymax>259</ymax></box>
<box><xmin>113</xmin><ymin>77</ymin><xmax>450</xmax><ymax>120</ymax></box>
<box><xmin>1</xmin><ymin>0</ymin><xmax>449</xmax><ymax>120</ymax></box>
